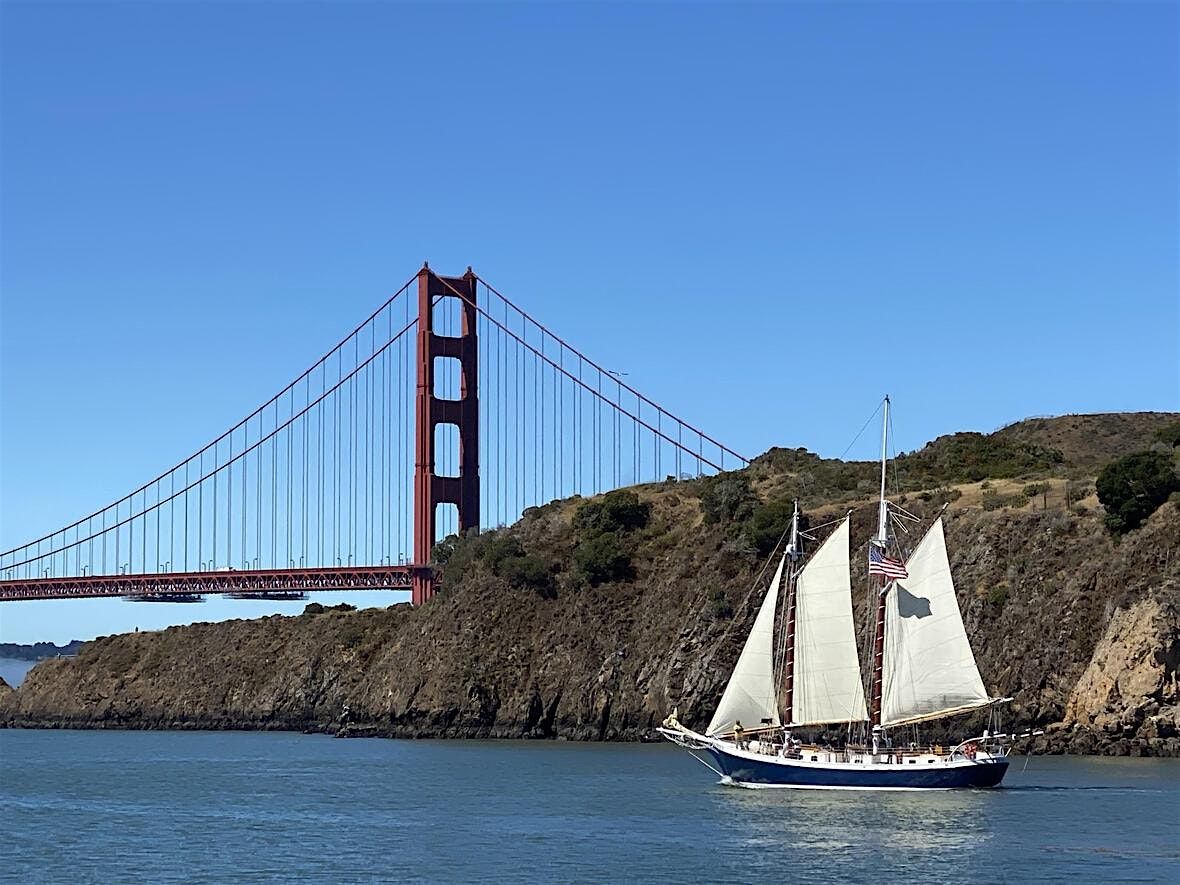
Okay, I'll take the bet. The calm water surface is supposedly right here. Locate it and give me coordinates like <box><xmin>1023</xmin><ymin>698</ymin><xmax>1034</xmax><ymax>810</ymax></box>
<box><xmin>0</xmin><ymin>658</ymin><xmax>36</xmax><ymax>687</ymax></box>
<box><xmin>1</xmin><ymin>730</ymin><xmax>1177</xmax><ymax>883</ymax></box>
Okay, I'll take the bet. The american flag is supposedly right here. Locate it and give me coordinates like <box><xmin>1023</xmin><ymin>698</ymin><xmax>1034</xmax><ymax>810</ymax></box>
<box><xmin>869</xmin><ymin>545</ymin><xmax>909</xmax><ymax>580</ymax></box>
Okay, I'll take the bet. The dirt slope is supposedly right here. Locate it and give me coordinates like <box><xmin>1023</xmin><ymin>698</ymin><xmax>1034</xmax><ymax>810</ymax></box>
<box><xmin>3</xmin><ymin>412</ymin><xmax>1178</xmax><ymax>755</ymax></box>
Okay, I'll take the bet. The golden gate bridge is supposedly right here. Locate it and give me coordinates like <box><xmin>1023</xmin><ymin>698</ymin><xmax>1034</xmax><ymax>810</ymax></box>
<box><xmin>0</xmin><ymin>265</ymin><xmax>747</xmax><ymax>606</ymax></box>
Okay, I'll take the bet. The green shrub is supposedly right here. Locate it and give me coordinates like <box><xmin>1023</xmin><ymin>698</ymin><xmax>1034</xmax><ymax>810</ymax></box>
<box><xmin>1023</xmin><ymin>483</ymin><xmax>1047</xmax><ymax>499</ymax></box>
<box><xmin>919</xmin><ymin>486</ymin><xmax>962</xmax><ymax>504</ymax></box>
<box><xmin>432</xmin><ymin>528</ymin><xmax>556</xmax><ymax>594</ymax></box>
<box><xmin>709</xmin><ymin>588</ymin><xmax>734</xmax><ymax>620</ymax></box>
<box><xmin>897</xmin><ymin>433</ymin><xmax>1063</xmax><ymax>484</ymax></box>
<box><xmin>744</xmin><ymin>500</ymin><xmax>803</xmax><ymax>556</ymax></box>
<box><xmin>1155</xmin><ymin>420</ymin><xmax>1180</xmax><ymax>448</ymax></box>
<box><xmin>981</xmin><ymin>490</ymin><xmax>1004</xmax><ymax>511</ymax></box>
<box><xmin>339</xmin><ymin>624</ymin><xmax>364</xmax><ymax>648</ymax></box>
<box><xmin>499</xmin><ymin>553</ymin><xmax>556</xmax><ymax>598</ymax></box>
<box><xmin>987</xmin><ymin>585</ymin><xmax>1009</xmax><ymax>608</ymax></box>
<box><xmin>431</xmin><ymin>531</ymin><xmax>481</xmax><ymax>583</ymax></box>
<box><xmin>573</xmin><ymin>533</ymin><xmax>633</xmax><ymax>586</ymax></box>
<box><xmin>698</xmin><ymin>473</ymin><xmax>756</xmax><ymax>524</ymax></box>
<box><xmin>303</xmin><ymin>602</ymin><xmax>325</xmax><ymax>615</ymax></box>
<box><xmin>1096</xmin><ymin>450</ymin><xmax>1180</xmax><ymax>534</ymax></box>
<box><xmin>573</xmin><ymin>490</ymin><xmax>651</xmax><ymax>535</ymax></box>
<box><xmin>481</xmin><ymin>534</ymin><xmax>527</xmax><ymax>572</ymax></box>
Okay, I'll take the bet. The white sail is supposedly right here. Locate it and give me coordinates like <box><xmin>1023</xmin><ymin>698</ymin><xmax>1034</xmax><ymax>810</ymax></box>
<box><xmin>881</xmin><ymin>518</ymin><xmax>991</xmax><ymax>727</ymax></box>
<box><xmin>706</xmin><ymin>554</ymin><xmax>785</xmax><ymax>736</ymax></box>
<box><xmin>790</xmin><ymin>517</ymin><xmax>868</xmax><ymax>726</ymax></box>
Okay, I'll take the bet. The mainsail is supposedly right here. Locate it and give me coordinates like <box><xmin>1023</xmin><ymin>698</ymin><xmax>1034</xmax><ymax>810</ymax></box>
<box><xmin>881</xmin><ymin>517</ymin><xmax>992</xmax><ymax>727</ymax></box>
<box><xmin>706</xmin><ymin>554</ymin><xmax>785</xmax><ymax>736</ymax></box>
<box><xmin>789</xmin><ymin>517</ymin><xmax>868</xmax><ymax>726</ymax></box>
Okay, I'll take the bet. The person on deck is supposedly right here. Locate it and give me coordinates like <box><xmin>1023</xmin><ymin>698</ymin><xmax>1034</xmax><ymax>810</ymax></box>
<box><xmin>733</xmin><ymin>721</ymin><xmax>744</xmax><ymax>748</ymax></box>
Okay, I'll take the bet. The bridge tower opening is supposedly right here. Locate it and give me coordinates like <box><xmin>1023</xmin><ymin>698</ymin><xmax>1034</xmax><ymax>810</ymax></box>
<box><xmin>412</xmin><ymin>265</ymin><xmax>479</xmax><ymax>604</ymax></box>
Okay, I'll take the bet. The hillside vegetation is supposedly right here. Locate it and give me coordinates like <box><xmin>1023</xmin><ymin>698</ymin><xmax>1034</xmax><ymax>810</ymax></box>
<box><xmin>3</xmin><ymin>411</ymin><xmax>1178</xmax><ymax>756</ymax></box>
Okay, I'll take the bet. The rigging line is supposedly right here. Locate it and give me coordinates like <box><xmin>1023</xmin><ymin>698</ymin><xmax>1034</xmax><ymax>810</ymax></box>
<box><xmin>837</xmin><ymin>398</ymin><xmax>887</xmax><ymax>462</ymax></box>
<box><xmin>887</xmin><ymin>402</ymin><xmax>903</xmax><ymax>498</ymax></box>
<box><xmin>6</xmin><ymin>316</ymin><xmax>421</xmax><ymax>572</ymax></box>
<box><xmin>696</xmin><ymin>521</ymin><xmax>796</xmax><ymax>683</ymax></box>
<box><xmin>434</xmin><ymin>275</ymin><xmax>734</xmax><ymax>474</ymax></box>
<box><xmin>686</xmin><ymin>751</ymin><xmax>725</xmax><ymax>779</ymax></box>
<box><xmin>473</xmin><ymin>274</ymin><xmax>748</xmax><ymax>465</ymax></box>
<box><xmin>797</xmin><ymin>512</ymin><xmax>851</xmax><ymax>538</ymax></box>
<box><xmin>3</xmin><ymin>273</ymin><xmax>420</xmax><ymax>559</ymax></box>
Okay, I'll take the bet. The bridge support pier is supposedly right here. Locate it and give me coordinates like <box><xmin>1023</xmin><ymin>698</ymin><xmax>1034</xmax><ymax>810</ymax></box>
<box><xmin>412</xmin><ymin>265</ymin><xmax>480</xmax><ymax>605</ymax></box>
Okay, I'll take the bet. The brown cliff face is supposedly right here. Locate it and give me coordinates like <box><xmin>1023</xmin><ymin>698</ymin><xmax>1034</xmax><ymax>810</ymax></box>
<box><xmin>3</xmin><ymin>413</ymin><xmax>1178</xmax><ymax>755</ymax></box>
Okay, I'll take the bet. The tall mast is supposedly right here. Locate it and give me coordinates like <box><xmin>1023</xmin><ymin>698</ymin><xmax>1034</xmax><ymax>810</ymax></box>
<box><xmin>869</xmin><ymin>396</ymin><xmax>890</xmax><ymax>730</ymax></box>
<box><xmin>876</xmin><ymin>396</ymin><xmax>890</xmax><ymax>544</ymax></box>
<box><xmin>782</xmin><ymin>501</ymin><xmax>800</xmax><ymax>724</ymax></box>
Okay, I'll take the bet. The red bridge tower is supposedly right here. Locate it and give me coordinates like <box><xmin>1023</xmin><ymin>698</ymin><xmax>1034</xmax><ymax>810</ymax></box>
<box><xmin>412</xmin><ymin>265</ymin><xmax>479</xmax><ymax>604</ymax></box>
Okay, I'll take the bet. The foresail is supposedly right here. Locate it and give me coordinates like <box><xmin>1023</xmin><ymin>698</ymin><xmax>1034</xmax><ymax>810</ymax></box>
<box><xmin>706</xmin><ymin>554</ymin><xmax>785</xmax><ymax>736</ymax></box>
<box><xmin>790</xmin><ymin>517</ymin><xmax>868</xmax><ymax>726</ymax></box>
<box><xmin>881</xmin><ymin>518</ymin><xmax>990</xmax><ymax>728</ymax></box>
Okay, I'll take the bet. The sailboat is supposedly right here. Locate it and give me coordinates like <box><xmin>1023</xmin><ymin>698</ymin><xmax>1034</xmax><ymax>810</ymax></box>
<box><xmin>659</xmin><ymin>397</ymin><xmax>1016</xmax><ymax>789</ymax></box>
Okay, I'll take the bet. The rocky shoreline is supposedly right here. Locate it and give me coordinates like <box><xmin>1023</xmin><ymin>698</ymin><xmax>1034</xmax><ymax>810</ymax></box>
<box><xmin>4</xmin><ymin>414</ymin><xmax>1178</xmax><ymax>757</ymax></box>
<box><xmin>3</xmin><ymin>506</ymin><xmax>1176</xmax><ymax>757</ymax></box>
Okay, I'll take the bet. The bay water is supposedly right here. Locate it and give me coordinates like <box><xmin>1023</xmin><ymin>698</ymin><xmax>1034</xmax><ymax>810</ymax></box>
<box><xmin>0</xmin><ymin>659</ymin><xmax>36</xmax><ymax>688</ymax></box>
<box><xmin>1</xmin><ymin>730</ymin><xmax>1176</xmax><ymax>882</ymax></box>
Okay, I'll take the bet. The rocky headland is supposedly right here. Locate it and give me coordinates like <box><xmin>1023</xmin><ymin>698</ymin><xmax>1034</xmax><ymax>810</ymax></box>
<box><xmin>3</xmin><ymin>412</ymin><xmax>1178</xmax><ymax>755</ymax></box>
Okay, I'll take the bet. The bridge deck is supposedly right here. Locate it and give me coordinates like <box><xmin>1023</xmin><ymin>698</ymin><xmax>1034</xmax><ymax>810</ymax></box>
<box><xmin>0</xmin><ymin>565</ymin><xmax>415</xmax><ymax>601</ymax></box>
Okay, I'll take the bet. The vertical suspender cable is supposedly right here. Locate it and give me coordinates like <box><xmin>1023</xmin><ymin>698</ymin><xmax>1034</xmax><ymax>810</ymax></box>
<box><xmin>198</xmin><ymin>451</ymin><xmax>203</xmax><ymax>569</ymax></box>
<box><xmin>349</xmin><ymin>343</ymin><xmax>355</xmax><ymax>563</ymax></box>
<box><xmin>213</xmin><ymin>444</ymin><xmax>218</xmax><ymax>569</ymax></box>
<box><xmin>287</xmin><ymin>389</ymin><xmax>293</xmax><ymax>565</ymax></box>
<box><xmin>304</xmin><ymin>375</ymin><xmax>309</xmax><ymax>566</ymax></box>
<box><xmin>272</xmin><ymin>401</ymin><xmax>277</xmax><ymax>568</ymax></box>
<box><xmin>381</xmin><ymin>314</ymin><xmax>387</xmax><ymax>563</ymax></box>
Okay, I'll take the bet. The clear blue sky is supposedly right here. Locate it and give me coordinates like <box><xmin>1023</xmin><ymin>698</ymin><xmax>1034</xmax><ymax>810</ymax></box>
<box><xmin>2</xmin><ymin>1</ymin><xmax>1177</xmax><ymax>643</ymax></box>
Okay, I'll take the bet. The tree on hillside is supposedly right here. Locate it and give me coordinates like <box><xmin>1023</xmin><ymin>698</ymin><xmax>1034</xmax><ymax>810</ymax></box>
<box><xmin>1096</xmin><ymin>450</ymin><xmax>1180</xmax><ymax>534</ymax></box>
<box><xmin>1155</xmin><ymin>419</ymin><xmax>1180</xmax><ymax>448</ymax></box>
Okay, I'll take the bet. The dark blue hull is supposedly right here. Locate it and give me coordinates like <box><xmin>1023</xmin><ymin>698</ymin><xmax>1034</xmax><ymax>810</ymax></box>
<box><xmin>707</xmin><ymin>746</ymin><xmax>1008</xmax><ymax>789</ymax></box>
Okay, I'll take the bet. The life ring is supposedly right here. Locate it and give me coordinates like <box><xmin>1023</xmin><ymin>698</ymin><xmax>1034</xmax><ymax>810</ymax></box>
<box><xmin>963</xmin><ymin>742</ymin><xmax>977</xmax><ymax>760</ymax></box>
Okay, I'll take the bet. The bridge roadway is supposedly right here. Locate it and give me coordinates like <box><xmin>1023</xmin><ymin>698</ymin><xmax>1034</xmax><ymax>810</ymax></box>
<box><xmin>0</xmin><ymin>565</ymin><xmax>415</xmax><ymax>602</ymax></box>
